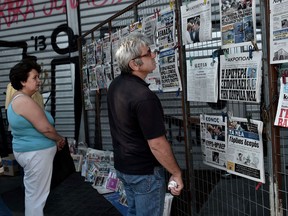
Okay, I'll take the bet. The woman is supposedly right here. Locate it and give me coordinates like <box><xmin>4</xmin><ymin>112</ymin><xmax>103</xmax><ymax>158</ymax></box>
<box><xmin>7</xmin><ymin>59</ymin><xmax>65</xmax><ymax>216</ymax></box>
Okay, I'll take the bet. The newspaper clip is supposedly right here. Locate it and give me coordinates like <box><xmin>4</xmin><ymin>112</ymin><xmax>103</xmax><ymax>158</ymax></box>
<box><xmin>169</xmin><ymin>0</ymin><xmax>174</xmax><ymax>10</ymax></box>
<box><xmin>154</xmin><ymin>8</ymin><xmax>160</xmax><ymax>19</ymax></box>
<box><xmin>221</xmin><ymin>111</ymin><xmax>229</xmax><ymax>123</ymax></box>
<box><xmin>223</xmin><ymin>49</ymin><xmax>229</xmax><ymax>60</ymax></box>
<box><xmin>248</xmin><ymin>40</ymin><xmax>259</xmax><ymax>59</ymax></box>
<box><xmin>189</xmin><ymin>55</ymin><xmax>193</xmax><ymax>66</ymax></box>
<box><xmin>212</xmin><ymin>50</ymin><xmax>218</xmax><ymax>65</ymax></box>
<box><xmin>255</xmin><ymin>182</ymin><xmax>262</xmax><ymax>190</ymax></box>
<box><xmin>281</xmin><ymin>69</ymin><xmax>288</xmax><ymax>84</ymax></box>
<box><xmin>251</xmin><ymin>40</ymin><xmax>259</xmax><ymax>51</ymax></box>
<box><xmin>246</xmin><ymin>112</ymin><xmax>252</xmax><ymax>124</ymax></box>
<box><xmin>176</xmin><ymin>88</ymin><xmax>180</xmax><ymax>97</ymax></box>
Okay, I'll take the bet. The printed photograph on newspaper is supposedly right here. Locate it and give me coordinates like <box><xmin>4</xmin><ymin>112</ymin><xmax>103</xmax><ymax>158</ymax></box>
<box><xmin>200</xmin><ymin>114</ymin><xmax>227</xmax><ymax>170</ymax></box>
<box><xmin>269</xmin><ymin>0</ymin><xmax>288</xmax><ymax>64</ymax></box>
<box><xmin>180</xmin><ymin>0</ymin><xmax>212</xmax><ymax>45</ymax></box>
<box><xmin>226</xmin><ymin>117</ymin><xmax>265</xmax><ymax>183</ymax></box>
<box><xmin>274</xmin><ymin>75</ymin><xmax>288</xmax><ymax>128</ymax></box>
<box><xmin>220</xmin><ymin>0</ymin><xmax>256</xmax><ymax>48</ymax></box>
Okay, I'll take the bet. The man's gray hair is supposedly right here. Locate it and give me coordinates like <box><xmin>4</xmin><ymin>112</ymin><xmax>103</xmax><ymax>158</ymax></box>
<box><xmin>115</xmin><ymin>32</ymin><xmax>151</xmax><ymax>74</ymax></box>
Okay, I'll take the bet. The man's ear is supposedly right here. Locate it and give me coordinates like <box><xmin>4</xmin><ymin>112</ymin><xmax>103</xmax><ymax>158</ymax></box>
<box><xmin>128</xmin><ymin>60</ymin><xmax>139</xmax><ymax>71</ymax></box>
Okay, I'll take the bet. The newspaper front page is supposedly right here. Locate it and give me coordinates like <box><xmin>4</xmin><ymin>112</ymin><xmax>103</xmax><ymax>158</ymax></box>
<box><xmin>157</xmin><ymin>7</ymin><xmax>176</xmax><ymax>50</ymax></box>
<box><xmin>227</xmin><ymin>117</ymin><xmax>265</xmax><ymax>183</ymax></box>
<box><xmin>200</xmin><ymin>114</ymin><xmax>227</xmax><ymax>170</ymax></box>
<box><xmin>270</xmin><ymin>0</ymin><xmax>288</xmax><ymax>64</ymax></box>
<box><xmin>274</xmin><ymin>77</ymin><xmax>288</xmax><ymax>127</ymax></box>
<box><xmin>220</xmin><ymin>51</ymin><xmax>262</xmax><ymax>103</ymax></box>
<box><xmin>187</xmin><ymin>58</ymin><xmax>218</xmax><ymax>102</ymax></box>
<box><xmin>180</xmin><ymin>0</ymin><xmax>212</xmax><ymax>45</ymax></box>
<box><xmin>220</xmin><ymin>0</ymin><xmax>256</xmax><ymax>48</ymax></box>
<box><xmin>159</xmin><ymin>48</ymin><xmax>182</xmax><ymax>92</ymax></box>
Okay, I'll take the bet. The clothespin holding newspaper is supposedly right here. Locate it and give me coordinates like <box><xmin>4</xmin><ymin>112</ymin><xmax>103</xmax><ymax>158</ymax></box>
<box><xmin>189</xmin><ymin>54</ymin><xmax>193</xmax><ymax>67</ymax></box>
<box><xmin>223</xmin><ymin>49</ymin><xmax>229</xmax><ymax>60</ymax></box>
<box><xmin>212</xmin><ymin>49</ymin><xmax>218</xmax><ymax>65</ymax></box>
<box><xmin>176</xmin><ymin>88</ymin><xmax>180</xmax><ymax>97</ymax></box>
<box><xmin>169</xmin><ymin>0</ymin><xmax>175</xmax><ymax>10</ymax></box>
<box><xmin>221</xmin><ymin>111</ymin><xmax>228</xmax><ymax>123</ymax></box>
<box><xmin>282</xmin><ymin>68</ymin><xmax>288</xmax><ymax>84</ymax></box>
<box><xmin>246</xmin><ymin>112</ymin><xmax>252</xmax><ymax>124</ymax></box>
<box><xmin>249</xmin><ymin>40</ymin><xmax>259</xmax><ymax>59</ymax></box>
<box><xmin>138</xmin><ymin>17</ymin><xmax>142</xmax><ymax>29</ymax></box>
<box><xmin>255</xmin><ymin>182</ymin><xmax>262</xmax><ymax>190</ymax></box>
<box><xmin>154</xmin><ymin>8</ymin><xmax>160</xmax><ymax>20</ymax></box>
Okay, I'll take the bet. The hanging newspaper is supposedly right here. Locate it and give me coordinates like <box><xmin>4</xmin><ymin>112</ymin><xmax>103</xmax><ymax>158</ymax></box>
<box><xmin>187</xmin><ymin>58</ymin><xmax>218</xmax><ymax>102</ymax></box>
<box><xmin>141</xmin><ymin>14</ymin><xmax>158</xmax><ymax>46</ymax></box>
<box><xmin>200</xmin><ymin>114</ymin><xmax>227</xmax><ymax>170</ymax></box>
<box><xmin>157</xmin><ymin>7</ymin><xmax>176</xmax><ymax>50</ymax></box>
<box><xmin>95</xmin><ymin>65</ymin><xmax>107</xmax><ymax>89</ymax></box>
<box><xmin>274</xmin><ymin>77</ymin><xmax>288</xmax><ymax>127</ymax></box>
<box><xmin>88</xmin><ymin>66</ymin><xmax>98</xmax><ymax>91</ymax></box>
<box><xmin>181</xmin><ymin>0</ymin><xmax>212</xmax><ymax>45</ymax></box>
<box><xmin>158</xmin><ymin>47</ymin><xmax>182</xmax><ymax>92</ymax></box>
<box><xmin>227</xmin><ymin>117</ymin><xmax>265</xmax><ymax>183</ymax></box>
<box><xmin>145</xmin><ymin>53</ymin><xmax>163</xmax><ymax>92</ymax></box>
<box><xmin>102</xmin><ymin>35</ymin><xmax>111</xmax><ymax>64</ymax></box>
<box><xmin>269</xmin><ymin>0</ymin><xmax>288</xmax><ymax>64</ymax></box>
<box><xmin>220</xmin><ymin>51</ymin><xmax>262</xmax><ymax>103</ymax></box>
<box><xmin>219</xmin><ymin>0</ymin><xmax>256</xmax><ymax>48</ymax></box>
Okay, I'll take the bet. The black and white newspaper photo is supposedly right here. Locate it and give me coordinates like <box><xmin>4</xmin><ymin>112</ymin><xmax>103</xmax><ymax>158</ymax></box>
<box><xmin>111</xmin><ymin>31</ymin><xmax>120</xmax><ymax>64</ymax></box>
<box><xmin>88</xmin><ymin>66</ymin><xmax>98</xmax><ymax>91</ymax></box>
<box><xmin>227</xmin><ymin>117</ymin><xmax>265</xmax><ymax>183</ymax></box>
<box><xmin>86</xmin><ymin>42</ymin><xmax>96</xmax><ymax>66</ymax></box>
<box><xmin>95</xmin><ymin>41</ymin><xmax>103</xmax><ymax>65</ymax></box>
<box><xmin>220</xmin><ymin>51</ymin><xmax>262</xmax><ymax>103</ymax></box>
<box><xmin>159</xmin><ymin>47</ymin><xmax>182</xmax><ymax>92</ymax></box>
<box><xmin>102</xmin><ymin>35</ymin><xmax>111</xmax><ymax>64</ymax></box>
<box><xmin>187</xmin><ymin>58</ymin><xmax>218</xmax><ymax>102</ymax></box>
<box><xmin>104</xmin><ymin>63</ymin><xmax>113</xmax><ymax>89</ymax></box>
<box><xmin>95</xmin><ymin>65</ymin><xmax>107</xmax><ymax>89</ymax></box>
<box><xmin>145</xmin><ymin>53</ymin><xmax>163</xmax><ymax>92</ymax></box>
<box><xmin>220</xmin><ymin>0</ymin><xmax>256</xmax><ymax>48</ymax></box>
<box><xmin>269</xmin><ymin>0</ymin><xmax>288</xmax><ymax>64</ymax></box>
<box><xmin>157</xmin><ymin>7</ymin><xmax>176</xmax><ymax>50</ymax></box>
<box><xmin>180</xmin><ymin>0</ymin><xmax>212</xmax><ymax>45</ymax></box>
<box><xmin>274</xmin><ymin>77</ymin><xmax>288</xmax><ymax>128</ymax></box>
<box><xmin>200</xmin><ymin>114</ymin><xmax>227</xmax><ymax>170</ymax></box>
<box><xmin>142</xmin><ymin>14</ymin><xmax>157</xmax><ymax>46</ymax></box>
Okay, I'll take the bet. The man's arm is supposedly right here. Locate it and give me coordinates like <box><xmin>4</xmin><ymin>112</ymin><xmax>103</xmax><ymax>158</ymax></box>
<box><xmin>148</xmin><ymin>135</ymin><xmax>184</xmax><ymax>195</ymax></box>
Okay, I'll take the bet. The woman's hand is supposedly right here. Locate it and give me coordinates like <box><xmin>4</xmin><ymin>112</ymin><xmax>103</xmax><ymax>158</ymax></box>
<box><xmin>56</xmin><ymin>137</ymin><xmax>66</xmax><ymax>151</ymax></box>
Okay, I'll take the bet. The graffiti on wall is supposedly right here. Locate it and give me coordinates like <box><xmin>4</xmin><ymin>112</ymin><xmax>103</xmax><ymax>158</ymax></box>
<box><xmin>0</xmin><ymin>0</ymin><xmax>122</xmax><ymax>28</ymax></box>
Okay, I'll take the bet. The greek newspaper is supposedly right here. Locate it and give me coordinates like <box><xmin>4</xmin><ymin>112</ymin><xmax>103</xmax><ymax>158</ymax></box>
<box><xmin>269</xmin><ymin>0</ymin><xmax>288</xmax><ymax>64</ymax></box>
<box><xmin>220</xmin><ymin>0</ymin><xmax>256</xmax><ymax>48</ymax></box>
<box><xmin>220</xmin><ymin>51</ymin><xmax>262</xmax><ymax>103</ymax></box>
<box><xmin>187</xmin><ymin>58</ymin><xmax>218</xmax><ymax>102</ymax></box>
<box><xmin>180</xmin><ymin>0</ymin><xmax>212</xmax><ymax>45</ymax></box>
<box><xmin>227</xmin><ymin>117</ymin><xmax>265</xmax><ymax>183</ymax></box>
<box><xmin>274</xmin><ymin>77</ymin><xmax>288</xmax><ymax>127</ymax></box>
<box><xmin>200</xmin><ymin>114</ymin><xmax>227</xmax><ymax>170</ymax></box>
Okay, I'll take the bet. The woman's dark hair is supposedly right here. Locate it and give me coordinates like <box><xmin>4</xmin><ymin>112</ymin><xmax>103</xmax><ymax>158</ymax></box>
<box><xmin>9</xmin><ymin>59</ymin><xmax>42</xmax><ymax>90</ymax></box>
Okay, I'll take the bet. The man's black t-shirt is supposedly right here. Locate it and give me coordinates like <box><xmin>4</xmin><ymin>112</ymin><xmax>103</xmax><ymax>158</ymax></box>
<box><xmin>107</xmin><ymin>74</ymin><xmax>166</xmax><ymax>175</ymax></box>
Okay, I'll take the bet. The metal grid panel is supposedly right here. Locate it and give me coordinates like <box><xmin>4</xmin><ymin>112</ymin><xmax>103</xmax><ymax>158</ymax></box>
<box><xmin>79</xmin><ymin>0</ymin><xmax>277</xmax><ymax>215</ymax></box>
<box><xmin>186</xmin><ymin>0</ymin><xmax>272</xmax><ymax>215</ymax></box>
